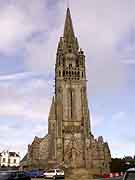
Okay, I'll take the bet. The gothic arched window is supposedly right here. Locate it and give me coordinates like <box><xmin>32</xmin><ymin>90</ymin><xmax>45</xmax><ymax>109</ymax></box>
<box><xmin>76</xmin><ymin>60</ymin><xmax>79</xmax><ymax>67</ymax></box>
<box><xmin>68</xmin><ymin>88</ymin><xmax>74</xmax><ymax>119</ymax></box>
<box><xmin>82</xmin><ymin>72</ymin><xmax>84</xmax><ymax>78</ymax></box>
<box><xmin>59</xmin><ymin>71</ymin><xmax>61</xmax><ymax>77</ymax></box>
<box><xmin>63</xmin><ymin>57</ymin><xmax>65</xmax><ymax>66</ymax></box>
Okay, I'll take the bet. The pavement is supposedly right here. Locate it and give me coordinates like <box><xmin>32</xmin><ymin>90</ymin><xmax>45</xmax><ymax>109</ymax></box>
<box><xmin>97</xmin><ymin>178</ymin><xmax>123</xmax><ymax>180</ymax></box>
<box><xmin>32</xmin><ymin>177</ymin><xmax>123</xmax><ymax>180</ymax></box>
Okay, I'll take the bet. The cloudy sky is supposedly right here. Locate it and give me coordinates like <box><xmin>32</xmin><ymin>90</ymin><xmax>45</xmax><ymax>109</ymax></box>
<box><xmin>0</xmin><ymin>0</ymin><xmax>135</xmax><ymax>158</ymax></box>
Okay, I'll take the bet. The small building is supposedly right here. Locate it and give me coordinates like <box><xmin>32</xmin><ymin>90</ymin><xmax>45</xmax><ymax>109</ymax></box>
<box><xmin>0</xmin><ymin>150</ymin><xmax>20</xmax><ymax>167</ymax></box>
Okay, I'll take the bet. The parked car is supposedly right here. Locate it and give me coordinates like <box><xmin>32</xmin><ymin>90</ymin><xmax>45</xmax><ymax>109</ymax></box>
<box><xmin>44</xmin><ymin>169</ymin><xmax>64</xmax><ymax>179</ymax></box>
<box><xmin>25</xmin><ymin>170</ymin><xmax>44</xmax><ymax>178</ymax></box>
<box><xmin>123</xmin><ymin>168</ymin><xmax>135</xmax><ymax>180</ymax></box>
<box><xmin>0</xmin><ymin>171</ymin><xmax>31</xmax><ymax>180</ymax></box>
<box><xmin>103</xmin><ymin>174</ymin><xmax>110</xmax><ymax>178</ymax></box>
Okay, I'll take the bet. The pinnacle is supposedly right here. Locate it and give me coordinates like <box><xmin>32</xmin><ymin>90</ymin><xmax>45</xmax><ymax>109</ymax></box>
<box><xmin>48</xmin><ymin>96</ymin><xmax>55</xmax><ymax>120</ymax></box>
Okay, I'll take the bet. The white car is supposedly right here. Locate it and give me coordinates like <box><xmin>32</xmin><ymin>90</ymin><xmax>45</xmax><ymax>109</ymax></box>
<box><xmin>44</xmin><ymin>169</ymin><xmax>64</xmax><ymax>179</ymax></box>
<box><xmin>123</xmin><ymin>168</ymin><xmax>135</xmax><ymax>180</ymax></box>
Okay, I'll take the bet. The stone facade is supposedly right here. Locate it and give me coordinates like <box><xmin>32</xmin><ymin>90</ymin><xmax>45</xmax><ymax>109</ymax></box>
<box><xmin>21</xmin><ymin>8</ymin><xmax>111</xmax><ymax>175</ymax></box>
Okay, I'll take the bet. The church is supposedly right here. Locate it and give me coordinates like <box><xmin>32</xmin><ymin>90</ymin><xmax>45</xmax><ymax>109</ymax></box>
<box><xmin>21</xmin><ymin>8</ymin><xmax>111</xmax><ymax>176</ymax></box>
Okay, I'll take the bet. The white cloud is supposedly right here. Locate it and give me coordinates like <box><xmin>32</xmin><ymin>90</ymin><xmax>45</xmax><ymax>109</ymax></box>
<box><xmin>112</xmin><ymin>111</ymin><xmax>125</xmax><ymax>121</ymax></box>
<box><xmin>0</xmin><ymin>72</ymin><xmax>53</xmax><ymax>122</ymax></box>
<box><xmin>0</xmin><ymin>0</ymin><xmax>50</xmax><ymax>54</ymax></box>
<box><xmin>0</xmin><ymin>72</ymin><xmax>32</xmax><ymax>80</ymax></box>
<box><xmin>0</xmin><ymin>89</ymin><xmax>51</xmax><ymax>122</ymax></box>
<box><xmin>0</xmin><ymin>5</ymin><xmax>32</xmax><ymax>53</ymax></box>
<box><xmin>0</xmin><ymin>73</ymin><xmax>51</xmax><ymax>157</ymax></box>
<box><xmin>122</xmin><ymin>60</ymin><xmax>135</xmax><ymax>65</ymax></box>
<box><xmin>91</xmin><ymin>114</ymin><xmax>104</xmax><ymax>129</ymax></box>
<box><xmin>24</xmin><ymin>30</ymin><xmax>59</xmax><ymax>74</ymax></box>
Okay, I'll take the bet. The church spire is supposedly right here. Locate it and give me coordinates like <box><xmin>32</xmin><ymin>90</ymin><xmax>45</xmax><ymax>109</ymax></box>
<box><xmin>64</xmin><ymin>8</ymin><xmax>75</xmax><ymax>44</ymax></box>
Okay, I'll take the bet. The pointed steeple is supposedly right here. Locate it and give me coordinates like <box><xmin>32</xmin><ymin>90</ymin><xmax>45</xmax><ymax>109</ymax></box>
<box><xmin>64</xmin><ymin>8</ymin><xmax>75</xmax><ymax>44</ymax></box>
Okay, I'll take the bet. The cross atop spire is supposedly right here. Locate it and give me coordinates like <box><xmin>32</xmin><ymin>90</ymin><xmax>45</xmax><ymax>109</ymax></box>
<box><xmin>64</xmin><ymin>8</ymin><xmax>75</xmax><ymax>44</ymax></box>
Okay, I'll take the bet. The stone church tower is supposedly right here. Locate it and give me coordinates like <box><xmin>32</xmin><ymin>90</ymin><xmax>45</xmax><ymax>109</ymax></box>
<box><xmin>51</xmin><ymin>8</ymin><xmax>92</xmax><ymax>167</ymax></box>
<box><xmin>21</xmin><ymin>8</ymin><xmax>111</xmax><ymax>175</ymax></box>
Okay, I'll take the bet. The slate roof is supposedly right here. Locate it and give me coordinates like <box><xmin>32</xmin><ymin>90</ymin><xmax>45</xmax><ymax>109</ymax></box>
<box><xmin>9</xmin><ymin>152</ymin><xmax>20</xmax><ymax>157</ymax></box>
